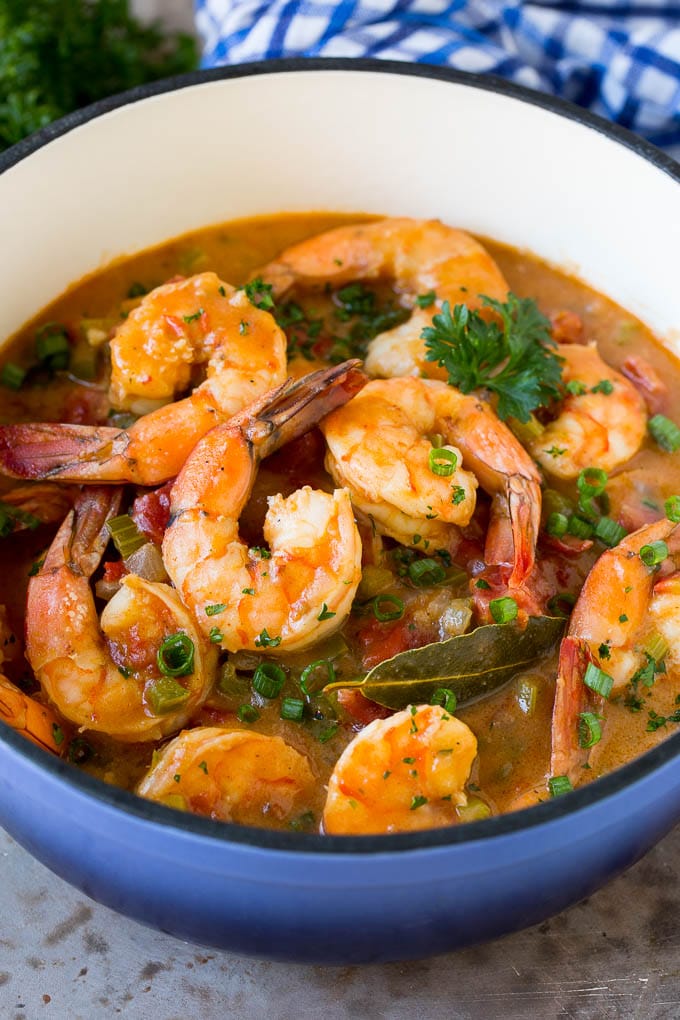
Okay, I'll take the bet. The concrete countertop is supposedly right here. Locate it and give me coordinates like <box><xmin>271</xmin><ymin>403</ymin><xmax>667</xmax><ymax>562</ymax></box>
<box><xmin>1</xmin><ymin>822</ymin><xmax>679</xmax><ymax>1019</ymax></box>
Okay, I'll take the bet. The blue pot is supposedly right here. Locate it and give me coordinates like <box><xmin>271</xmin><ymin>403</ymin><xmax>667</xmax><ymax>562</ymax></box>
<box><xmin>1</xmin><ymin>60</ymin><xmax>679</xmax><ymax>963</ymax></box>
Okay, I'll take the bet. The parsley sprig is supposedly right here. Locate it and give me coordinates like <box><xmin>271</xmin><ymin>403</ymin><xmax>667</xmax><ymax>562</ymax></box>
<box><xmin>421</xmin><ymin>294</ymin><xmax>564</xmax><ymax>422</ymax></box>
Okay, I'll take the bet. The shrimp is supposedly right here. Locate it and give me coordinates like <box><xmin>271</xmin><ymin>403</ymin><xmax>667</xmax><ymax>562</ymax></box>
<box><xmin>0</xmin><ymin>607</ymin><xmax>65</xmax><ymax>754</ymax></box>
<box><xmin>322</xmin><ymin>705</ymin><xmax>478</xmax><ymax>835</ymax></box>
<box><xmin>25</xmin><ymin>487</ymin><xmax>218</xmax><ymax>741</ymax></box>
<box><xmin>256</xmin><ymin>217</ymin><xmax>509</xmax><ymax>380</ymax></box>
<box><xmin>528</xmin><ymin>343</ymin><xmax>647</xmax><ymax>479</ymax></box>
<box><xmin>137</xmin><ymin>727</ymin><xmax>316</xmax><ymax>825</ymax></box>
<box><xmin>163</xmin><ymin>361</ymin><xmax>367</xmax><ymax>654</ymax></box>
<box><xmin>0</xmin><ymin>272</ymin><xmax>287</xmax><ymax>486</ymax></box>
<box><xmin>0</xmin><ymin>675</ymin><xmax>66</xmax><ymax>755</ymax></box>
<box><xmin>320</xmin><ymin>377</ymin><xmax>542</xmax><ymax>589</ymax></box>
<box><xmin>551</xmin><ymin>517</ymin><xmax>680</xmax><ymax>783</ymax></box>
<box><xmin>0</xmin><ymin>483</ymin><xmax>77</xmax><ymax>532</ymax></box>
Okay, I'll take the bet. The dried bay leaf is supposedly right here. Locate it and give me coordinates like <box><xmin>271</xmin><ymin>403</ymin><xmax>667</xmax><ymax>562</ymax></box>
<box><xmin>325</xmin><ymin>616</ymin><xmax>565</xmax><ymax>710</ymax></box>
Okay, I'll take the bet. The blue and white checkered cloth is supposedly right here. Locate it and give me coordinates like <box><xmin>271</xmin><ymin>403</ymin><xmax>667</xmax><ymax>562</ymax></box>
<box><xmin>195</xmin><ymin>0</ymin><xmax>680</xmax><ymax>158</ymax></box>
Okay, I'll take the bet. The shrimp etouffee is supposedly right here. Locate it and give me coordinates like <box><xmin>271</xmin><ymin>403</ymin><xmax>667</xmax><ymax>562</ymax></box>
<box><xmin>1</xmin><ymin>211</ymin><xmax>680</xmax><ymax>836</ymax></box>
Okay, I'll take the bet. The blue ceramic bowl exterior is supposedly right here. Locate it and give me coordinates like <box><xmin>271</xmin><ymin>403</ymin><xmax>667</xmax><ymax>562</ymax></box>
<box><xmin>1</xmin><ymin>62</ymin><xmax>679</xmax><ymax>964</ymax></box>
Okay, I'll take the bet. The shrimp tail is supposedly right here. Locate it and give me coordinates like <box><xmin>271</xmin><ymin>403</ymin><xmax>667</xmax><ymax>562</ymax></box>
<box><xmin>41</xmin><ymin>485</ymin><xmax>123</xmax><ymax>577</ymax></box>
<box><xmin>484</xmin><ymin>475</ymin><xmax>541</xmax><ymax>590</ymax></box>
<box><xmin>551</xmin><ymin>636</ymin><xmax>602</xmax><ymax>784</ymax></box>
<box><xmin>236</xmin><ymin>359</ymin><xmax>368</xmax><ymax>459</ymax></box>
<box><xmin>0</xmin><ymin>423</ymin><xmax>132</xmax><ymax>482</ymax></box>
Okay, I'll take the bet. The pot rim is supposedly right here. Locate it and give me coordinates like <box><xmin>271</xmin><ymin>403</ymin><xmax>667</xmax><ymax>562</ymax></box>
<box><xmin>1</xmin><ymin>57</ymin><xmax>679</xmax><ymax>856</ymax></box>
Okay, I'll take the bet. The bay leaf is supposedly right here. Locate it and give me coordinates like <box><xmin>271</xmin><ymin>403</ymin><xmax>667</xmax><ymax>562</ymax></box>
<box><xmin>324</xmin><ymin>616</ymin><xmax>565</xmax><ymax>710</ymax></box>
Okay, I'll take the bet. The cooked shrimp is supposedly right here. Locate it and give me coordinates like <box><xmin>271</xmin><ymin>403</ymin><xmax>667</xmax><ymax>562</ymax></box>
<box><xmin>137</xmin><ymin>727</ymin><xmax>316</xmax><ymax>825</ymax></box>
<box><xmin>0</xmin><ymin>483</ymin><xmax>77</xmax><ymax>532</ymax></box>
<box><xmin>26</xmin><ymin>487</ymin><xmax>218</xmax><ymax>741</ymax></box>
<box><xmin>528</xmin><ymin>343</ymin><xmax>647</xmax><ymax>479</ymax></box>
<box><xmin>551</xmin><ymin>517</ymin><xmax>680</xmax><ymax>783</ymax></box>
<box><xmin>256</xmin><ymin>217</ymin><xmax>509</xmax><ymax>380</ymax></box>
<box><xmin>0</xmin><ymin>674</ymin><xmax>65</xmax><ymax>754</ymax></box>
<box><xmin>163</xmin><ymin>361</ymin><xmax>367</xmax><ymax>654</ymax></box>
<box><xmin>0</xmin><ymin>607</ymin><xmax>65</xmax><ymax>754</ymax></box>
<box><xmin>0</xmin><ymin>272</ymin><xmax>287</xmax><ymax>486</ymax></box>
<box><xmin>323</xmin><ymin>705</ymin><xmax>478</xmax><ymax>835</ymax></box>
<box><xmin>321</xmin><ymin>377</ymin><xmax>542</xmax><ymax>588</ymax></box>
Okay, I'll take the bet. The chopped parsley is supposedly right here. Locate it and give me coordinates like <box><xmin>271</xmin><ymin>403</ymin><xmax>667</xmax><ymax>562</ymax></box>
<box><xmin>242</xmin><ymin>277</ymin><xmax>275</xmax><ymax>310</ymax></box>
<box><xmin>422</xmin><ymin>294</ymin><xmax>564</xmax><ymax>422</ymax></box>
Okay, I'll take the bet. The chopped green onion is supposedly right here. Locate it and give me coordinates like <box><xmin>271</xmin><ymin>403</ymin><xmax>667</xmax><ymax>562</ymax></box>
<box><xmin>255</xmin><ymin>628</ymin><xmax>281</xmax><ymax>648</ymax></box>
<box><xmin>546</xmin><ymin>512</ymin><xmax>569</xmax><ymax>538</ymax></box>
<box><xmin>594</xmin><ymin>517</ymin><xmax>627</xmax><ymax>547</ymax></box>
<box><xmin>371</xmin><ymin>593</ymin><xmax>404</xmax><ymax>622</ymax></box>
<box><xmin>252</xmin><ymin>663</ymin><xmax>285</xmax><ymax>699</ymax></box>
<box><xmin>475</xmin><ymin>578</ymin><xmax>491</xmax><ymax>590</ymax></box>
<box><xmin>640</xmin><ymin>540</ymin><xmax>668</xmax><ymax>567</ymax></box>
<box><xmin>410</xmin><ymin>795</ymin><xmax>428</xmax><ymax>811</ymax></box>
<box><xmin>567</xmin><ymin>515</ymin><xmax>594</xmax><ymax>540</ymax></box>
<box><xmin>644</xmin><ymin>632</ymin><xmax>670</xmax><ymax>662</ymax></box>
<box><xmin>408</xmin><ymin>558</ymin><xmax>446</xmax><ymax>587</ymax></box>
<box><xmin>300</xmin><ymin>659</ymin><xmax>336</xmax><ymax>697</ymax></box>
<box><xmin>317</xmin><ymin>603</ymin><xmax>336</xmax><ymax>621</ymax></box>
<box><xmin>428</xmin><ymin>447</ymin><xmax>457</xmax><ymax>477</ymax></box>
<box><xmin>205</xmin><ymin>603</ymin><xmax>227</xmax><ymax>617</ymax></box>
<box><xmin>209</xmin><ymin>627</ymin><xmax>223</xmax><ymax>644</ymax></box>
<box><xmin>578</xmin><ymin>711</ymin><xmax>603</xmax><ymax>748</ymax></box>
<box><xmin>35</xmin><ymin>324</ymin><xmax>70</xmax><ymax>370</ymax></box>
<box><xmin>547</xmin><ymin>592</ymin><xmax>576</xmax><ymax>617</ymax></box>
<box><xmin>1</xmin><ymin>362</ymin><xmax>27</xmax><ymax>390</ymax></box>
<box><xmin>665</xmin><ymin>496</ymin><xmax>680</xmax><ymax>523</ymax></box>
<box><xmin>430</xmin><ymin>687</ymin><xmax>457</xmax><ymax>714</ymax></box>
<box><xmin>280</xmin><ymin>697</ymin><xmax>305</xmax><ymax>721</ymax></box>
<box><xmin>416</xmin><ymin>291</ymin><xmax>436</xmax><ymax>308</ymax></box>
<box><xmin>67</xmin><ymin>737</ymin><xmax>94</xmax><ymax>764</ymax></box>
<box><xmin>489</xmin><ymin>597</ymin><xmax>518</xmax><ymax>624</ymax></box>
<box><xmin>548</xmin><ymin>775</ymin><xmax>573</xmax><ymax>797</ymax></box>
<box><xmin>237</xmin><ymin>704</ymin><xmax>259</xmax><ymax>723</ymax></box>
<box><xmin>584</xmin><ymin>662</ymin><xmax>614</xmax><ymax>699</ymax></box>
<box><xmin>577</xmin><ymin>466</ymin><xmax>608</xmax><ymax>517</ymax></box>
<box><xmin>317</xmin><ymin>722</ymin><xmax>339</xmax><ymax>744</ymax></box>
<box><xmin>106</xmin><ymin>514</ymin><xmax>146</xmax><ymax>558</ymax></box>
<box><xmin>147</xmin><ymin>675</ymin><xmax>190</xmax><ymax>715</ymax></box>
<box><xmin>156</xmin><ymin>633</ymin><xmax>195</xmax><ymax>678</ymax></box>
<box><xmin>649</xmin><ymin>414</ymin><xmax>680</xmax><ymax>453</ymax></box>
<box><xmin>508</xmin><ymin>414</ymin><xmax>544</xmax><ymax>445</ymax></box>
<box><xmin>127</xmin><ymin>281</ymin><xmax>148</xmax><ymax>298</ymax></box>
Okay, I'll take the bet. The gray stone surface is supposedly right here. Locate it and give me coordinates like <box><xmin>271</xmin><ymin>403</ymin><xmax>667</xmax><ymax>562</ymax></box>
<box><xmin>1</xmin><ymin>823</ymin><xmax>680</xmax><ymax>1019</ymax></box>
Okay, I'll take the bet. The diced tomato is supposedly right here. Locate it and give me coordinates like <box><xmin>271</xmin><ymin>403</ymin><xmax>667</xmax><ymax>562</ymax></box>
<box><xmin>101</xmin><ymin>560</ymin><xmax>128</xmax><ymax>583</ymax></box>
<box><xmin>336</xmin><ymin>689</ymin><xmax>392</xmax><ymax>725</ymax></box>
<box><xmin>356</xmin><ymin>616</ymin><xmax>426</xmax><ymax>670</ymax></box>
<box><xmin>131</xmin><ymin>482</ymin><xmax>173</xmax><ymax>545</ymax></box>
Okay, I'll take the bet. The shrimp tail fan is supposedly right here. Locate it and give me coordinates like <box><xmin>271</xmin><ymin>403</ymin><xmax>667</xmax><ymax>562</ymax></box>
<box><xmin>0</xmin><ymin>423</ymin><xmax>129</xmax><ymax>481</ymax></box>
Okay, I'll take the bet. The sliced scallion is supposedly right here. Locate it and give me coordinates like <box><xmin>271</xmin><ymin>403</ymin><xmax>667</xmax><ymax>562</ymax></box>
<box><xmin>408</xmin><ymin>558</ymin><xmax>446</xmax><ymax>587</ymax></box>
<box><xmin>252</xmin><ymin>663</ymin><xmax>285</xmax><ymax>699</ymax></box>
<box><xmin>640</xmin><ymin>540</ymin><xmax>668</xmax><ymax>567</ymax></box>
<box><xmin>665</xmin><ymin>496</ymin><xmax>680</xmax><ymax>523</ymax></box>
<box><xmin>649</xmin><ymin>414</ymin><xmax>680</xmax><ymax>453</ymax></box>
<box><xmin>300</xmin><ymin>659</ymin><xmax>335</xmax><ymax>698</ymax></box>
<box><xmin>584</xmin><ymin>662</ymin><xmax>614</xmax><ymax>699</ymax></box>
<box><xmin>430</xmin><ymin>687</ymin><xmax>457</xmax><ymax>714</ymax></box>
<box><xmin>547</xmin><ymin>592</ymin><xmax>576</xmax><ymax>617</ymax></box>
<box><xmin>237</xmin><ymin>704</ymin><xmax>259</xmax><ymax>723</ymax></box>
<box><xmin>280</xmin><ymin>697</ymin><xmax>305</xmax><ymax>721</ymax></box>
<box><xmin>546</xmin><ymin>512</ymin><xmax>568</xmax><ymax>538</ymax></box>
<box><xmin>489</xmin><ymin>596</ymin><xmax>518</xmax><ymax>624</ymax></box>
<box><xmin>644</xmin><ymin>632</ymin><xmax>670</xmax><ymax>663</ymax></box>
<box><xmin>428</xmin><ymin>447</ymin><xmax>457</xmax><ymax>477</ymax></box>
<box><xmin>156</xmin><ymin>633</ymin><xmax>195</xmax><ymax>678</ymax></box>
<box><xmin>578</xmin><ymin>711</ymin><xmax>603</xmax><ymax>749</ymax></box>
<box><xmin>594</xmin><ymin>516</ymin><xmax>627</xmax><ymax>547</ymax></box>
<box><xmin>567</xmin><ymin>515</ymin><xmax>594</xmax><ymax>540</ymax></box>
<box><xmin>548</xmin><ymin>775</ymin><xmax>573</xmax><ymax>797</ymax></box>
<box><xmin>371</xmin><ymin>593</ymin><xmax>404</xmax><ymax>622</ymax></box>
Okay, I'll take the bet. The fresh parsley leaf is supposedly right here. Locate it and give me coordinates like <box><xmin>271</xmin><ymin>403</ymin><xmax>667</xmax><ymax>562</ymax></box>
<box><xmin>421</xmin><ymin>294</ymin><xmax>564</xmax><ymax>422</ymax></box>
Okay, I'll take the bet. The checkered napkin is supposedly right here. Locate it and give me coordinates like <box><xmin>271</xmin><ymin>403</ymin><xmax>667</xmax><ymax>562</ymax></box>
<box><xmin>195</xmin><ymin>0</ymin><xmax>680</xmax><ymax>158</ymax></box>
